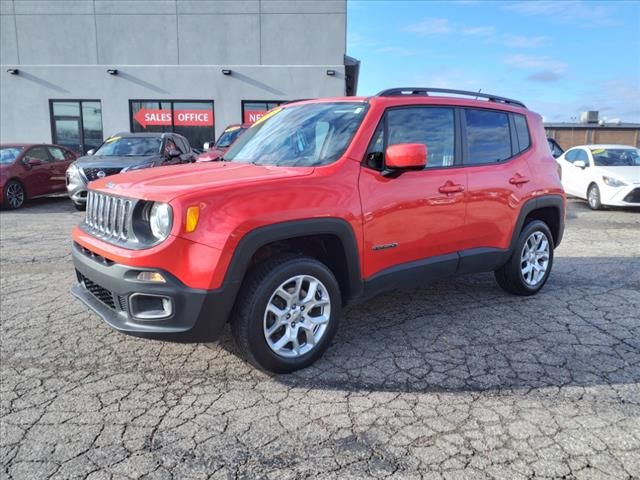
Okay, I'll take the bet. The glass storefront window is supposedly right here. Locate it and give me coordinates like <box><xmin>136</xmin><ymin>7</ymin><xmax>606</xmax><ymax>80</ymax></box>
<box><xmin>50</xmin><ymin>100</ymin><xmax>103</xmax><ymax>154</ymax></box>
<box><xmin>130</xmin><ymin>100</ymin><xmax>214</xmax><ymax>151</ymax></box>
<box><xmin>242</xmin><ymin>101</ymin><xmax>285</xmax><ymax>125</ymax></box>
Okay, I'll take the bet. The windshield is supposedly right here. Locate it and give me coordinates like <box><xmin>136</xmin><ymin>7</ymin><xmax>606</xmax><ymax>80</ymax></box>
<box><xmin>223</xmin><ymin>102</ymin><xmax>368</xmax><ymax>166</ymax></box>
<box><xmin>94</xmin><ymin>137</ymin><xmax>161</xmax><ymax>157</ymax></box>
<box><xmin>0</xmin><ymin>147</ymin><xmax>23</xmax><ymax>165</ymax></box>
<box><xmin>591</xmin><ymin>148</ymin><xmax>640</xmax><ymax>167</ymax></box>
<box><xmin>215</xmin><ymin>128</ymin><xmax>246</xmax><ymax>148</ymax></box>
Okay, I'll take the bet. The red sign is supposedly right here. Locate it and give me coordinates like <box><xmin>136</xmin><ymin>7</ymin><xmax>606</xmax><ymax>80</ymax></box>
<box><xmin>243</xmin><ymin>110</ymin><xmax>267</xmax><ymax>125</ymax></box>
<box><xmin>134</xmin><ymin>108</ymin><xmax>214</xmax><ymax>128</ymax></box>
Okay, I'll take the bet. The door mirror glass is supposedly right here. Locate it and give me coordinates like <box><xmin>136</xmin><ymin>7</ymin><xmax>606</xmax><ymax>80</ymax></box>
<box><xmin>86</xmin><ymin>149</ymin><xmax>95</xmax><ymax>156</ymax></box>
<box><xmin>385</xmin><ymin>143</ymin><xmax>427</xmax><ymax>171</ymax></box>
<box><xmin>574</xmin><ymin>160</ymin><xmax>587</xmax><ymax>168</ymax></box>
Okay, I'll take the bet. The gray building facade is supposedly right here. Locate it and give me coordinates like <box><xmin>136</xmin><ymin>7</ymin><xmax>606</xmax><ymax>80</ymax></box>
<box><xmin>0</xmin><ymin>0</ymin><xmax>358</xmax><ymax>152</ymax></box>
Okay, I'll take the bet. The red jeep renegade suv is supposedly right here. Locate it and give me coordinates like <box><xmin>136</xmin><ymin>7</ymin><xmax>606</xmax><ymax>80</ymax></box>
<box><xmin>71</xmin><ymin>88</ymin><xmax>565</xmax><ymax>373</ymax></box>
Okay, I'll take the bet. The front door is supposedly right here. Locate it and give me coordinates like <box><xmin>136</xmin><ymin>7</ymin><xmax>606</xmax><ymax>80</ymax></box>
<box><xmin>358</xmin><ymin>106</ymin><xmax>467</xmax><ymax>280</ymax></box>
<box><xmin>22</xmin><ymin>146</ymin><xmax>54</xmax><ymax>197</ymax></box>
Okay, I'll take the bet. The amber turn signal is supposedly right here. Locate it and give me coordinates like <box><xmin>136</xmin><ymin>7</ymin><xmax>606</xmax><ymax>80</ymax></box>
<box><xmin>185</xmin><ymin>206</ymin><xmax>200</xmax><ymax>233</ymax></box>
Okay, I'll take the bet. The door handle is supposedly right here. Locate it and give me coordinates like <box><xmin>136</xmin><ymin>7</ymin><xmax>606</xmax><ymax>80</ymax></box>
<box><xmin>509</xmin><ymin>174</ymin><xmax>530</xmax><ymax>185</ymax></box>
<box><xmin>438</xmin><ymin>182</ymin><xmax>465</xmax><ymax>194</ymax></box>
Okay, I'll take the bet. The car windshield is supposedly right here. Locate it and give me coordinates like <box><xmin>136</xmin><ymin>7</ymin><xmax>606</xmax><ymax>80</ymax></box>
<box><xmin>591</xmin><ymin>148</ymin><xmax>640</xmax><ymax>167</ymax></box>
<box><xmin>0</xmin><ymin>147</ymin><xmax>23</xmax><ymax>164</ymax></box>
<box><xmin>223</xmin><ymin>102</ymin><xmax>368</xmax><ymax>167</ymax></box>
<box><xmin>215</xmin><ymin>128</ymin><xmax>245</xmax><ymax>148</ymax></box>
<box><xmin>94</xmin><ymin>137</ymin><xmax>161</xmax><ymax>157</ymax></box>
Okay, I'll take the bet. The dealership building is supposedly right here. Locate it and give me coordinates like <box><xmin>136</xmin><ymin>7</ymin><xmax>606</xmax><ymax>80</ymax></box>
<box><xmin>0</xmin><ymin>0</ymin><xmax>358</xmax><ymax>152</ymax></box>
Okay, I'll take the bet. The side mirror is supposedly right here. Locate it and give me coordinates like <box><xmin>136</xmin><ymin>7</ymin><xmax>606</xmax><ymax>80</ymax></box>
<box><xmin>383</xmin><ymin>143</ymin><xmax>427</xmax><ymax>176</ymax></box>
<box><xmin>167</xmin><ymin>149</ymin><xmax>181</xmax><ymax>158</ymax></box>
<box><xmin>573</xmin><ymin>160</ymin><xmax>587</xmax><ymax>168</ymax></box>
<box><xmin>26</xmin><ymin>158</ymin><xmax>43</xmax><ymax>167</ymax></box>
<box><xmin>203</xmin><ymin>142</ymin><xmax>212</xmax><ymax>151</ymax></box>
<box><xmin>86</xmin><ymin>149</ymin><xmax>95</xmax><ymax>156</ymax></box>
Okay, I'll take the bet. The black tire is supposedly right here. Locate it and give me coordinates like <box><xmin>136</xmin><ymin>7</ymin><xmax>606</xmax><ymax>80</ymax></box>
<box><xmin>494</xmin><ymin>220</ymin><xmax>554</xmax><ymax>296</ymax></box>
<box><xmin>3</xmin><ymin>180</ymin><xmax>25</xmax><ymax>210</ymax></box>
<box><xmin>231</xmin><ymin>255</ymin><xmax>342</xmax><ymax>373</ymax></box>
<box><xmin>587</xmin><ymin>183</ymin><xmax>602</xmax><ymax>210</ymax></box>
<box><xmin>73</xmin><ymin>202</ymin><xmax>86</xmax><ymax>211</ymax></box>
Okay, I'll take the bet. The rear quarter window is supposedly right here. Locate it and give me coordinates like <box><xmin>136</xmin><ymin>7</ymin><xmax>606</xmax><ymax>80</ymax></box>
<box><xmin>464</xmin><ymin>109</ymin><xmax>512</xmax><ymax>165</ymax></box>
<box><xmin>513</xmin><ymin>114</ymin><xmax>531</xmax><ymax>152</ymax></box>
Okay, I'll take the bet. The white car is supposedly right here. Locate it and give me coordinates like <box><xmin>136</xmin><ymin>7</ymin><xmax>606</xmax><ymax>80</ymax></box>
<box><xmin>556</xmin><ymin>144</ymin><xmax>640</xmax><ymax>209</ymax></box>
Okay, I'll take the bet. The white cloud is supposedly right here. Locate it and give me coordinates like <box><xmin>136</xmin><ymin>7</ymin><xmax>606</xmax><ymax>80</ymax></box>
<box><xmin>504</xmin><ymin>1</ymin><xmax>618</xmax><ymax>26</ymax></box>
<box><xmin>504</xmin><ymin>54</ymin><xmax>568</xmax><ymax>75</ymax></box>
<box><xmin>405</xmin><ymin>18</ymin><xmax>452</xmax><ymax>35</ymax></box>
<box><xmin>503</xmin><ymin>35</ymin><xmax>550</xmax><ymax>48</ymax></box>
<box><xmin>462</xmin><ymin>26</ymin><xmax>496</xmax><ymax>36</ymax></box>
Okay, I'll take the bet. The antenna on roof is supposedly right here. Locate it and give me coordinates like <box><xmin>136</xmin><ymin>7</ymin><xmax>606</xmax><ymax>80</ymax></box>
<box><xmin>475</xmin><ymin>88</ymin><xmax>482</xmax><ymax>100</ymax></box>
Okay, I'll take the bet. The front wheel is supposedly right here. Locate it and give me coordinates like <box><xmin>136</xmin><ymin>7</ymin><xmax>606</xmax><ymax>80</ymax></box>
<box><xmin>231</xmin><ymin>255</ymin><xmax>342</xmax><ymax>373</ymax></box>
<box><xmin>3</xmin><ymin>180</ymin><xmax>25</xmax><ymax>209</ymax></box>
<box><xmin>73</xmin><ymin>202</ymin><xmax>86</xmax><ymax>211</ymax></box>
<box><xmin>494</xmin><ymin>220</ymin><xmax>554</xmax><ymax>296</ymax></box>
<box><xmin>587</xmin><ymin>184</ymin><xmax>602</xmax><ymax>210</ymax></box>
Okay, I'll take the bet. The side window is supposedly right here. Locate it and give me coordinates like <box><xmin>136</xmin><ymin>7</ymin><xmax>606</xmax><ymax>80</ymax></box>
<box><xmin>464</xmin><ymin>109</ymin><xmax>511</xmax><ymax>164</ymax></box>
<box><xmin>565</xmin><ymin>149</ymin><xmax>577</xmax><ymax>162</ymax></box>
<box><xmin>175</xmin><ymin>137</ymin><xmax>189</xmax><ymax>154</ymax></box>
<box><xmin>513</xmin><ymin>114</ymin><xmax>530</xmax><ymax>152</ymax></box>
<box><xmin>164</xmin><ymin>139</ymin><xmax>177</xmax><ymax>155</ymax></box>
<box><xmin>387</xmin><ymin>107</ymin><xmax>455</xmax><ymax>169</ymax></box>
<box><xmin>25</xmin><ymin>146</ymin><xmax>51</xmax><ymax>163</ymax></box>
<box><xmin>575</xmin><ymin>149</ymin><xmax>589</xmax><ymax>163</ymax></box>
<box><xmin>48</xmin><ymin>147</ymin><xmax>67</xmax><ymax>161</ymax></box>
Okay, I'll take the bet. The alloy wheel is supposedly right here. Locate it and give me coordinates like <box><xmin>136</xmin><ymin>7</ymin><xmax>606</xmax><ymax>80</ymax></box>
<box><xmin>6</xmin><ymin>183</ymin><xmax>24</xmax><ymax>209</ymax></box>
<box><xmin>263</xmin><ymin>274</ymin><xmax>331</xmax><ymax>358</ymax></box>
<box><xmin>588</xmin><ymin>186</ymin><xmax>599</xmax><ymax>208</ymax></box>
<box><xmin>520</xmin><ymin>231</ymin><xmax>550</xmax><ymax>287</ymax></box>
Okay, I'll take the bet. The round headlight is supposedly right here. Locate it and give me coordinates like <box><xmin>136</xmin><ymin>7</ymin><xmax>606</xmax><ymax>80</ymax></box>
<box><xmin>149</xmin><ymin>202</ymin><xmax>173</xmax><ymax>240</ymax></box>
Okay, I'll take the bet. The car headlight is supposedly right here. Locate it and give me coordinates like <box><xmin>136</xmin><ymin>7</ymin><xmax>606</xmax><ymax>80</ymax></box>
<box><xmin>148</xmin><ymin>202</ymin><xmax>173</xmax><ymax>241</ymax></box>
<box><xmin>67</xmin><ymin>163</ymin><xmax>80</xmax><ymax>177</ymax></box>
<box><xmin>121</xmin><ymin>162</ymin><xmax>155</xmax><ymax>172</ymax></box>
<box><xmin>602</xmin><ymin>176</ymin><xmax>626</xmax><ymax>188</ymax></box>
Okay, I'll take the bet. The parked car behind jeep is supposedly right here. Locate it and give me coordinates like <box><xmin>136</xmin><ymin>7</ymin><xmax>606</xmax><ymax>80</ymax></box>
<box><xmin>197</xmin><ymin>124</ymin><xmax>250</xmax><ymax>163</ymax></box>
<box><xmin>1</xmin><ymin>143</ymin><xmax>78</xmax><ymax>209</ymax></box>
<box><xmin>66</xmin><ymin>132</ymin><xmax>196</xmax><ymax>210</ymax></box>
<box><xmin>70</xmin><ymin>89</ymin><xmax>565</xmax><ymax>373</ymax></box>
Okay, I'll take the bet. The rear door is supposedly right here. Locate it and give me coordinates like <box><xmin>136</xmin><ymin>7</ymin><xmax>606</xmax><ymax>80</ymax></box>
<box><xmin>461</xmin><ymin>108</ymin><xmax>534</xmax><ymax>253</ymax></box>
<box><xmin>358</xmin><ymin>106</ymin><xmax>467</xmax><ymax>279</ymax></box>
<box><xmin>22</xmin><ymin>146</ymin><xmax>54</xmax><ymax>197</ymax></box>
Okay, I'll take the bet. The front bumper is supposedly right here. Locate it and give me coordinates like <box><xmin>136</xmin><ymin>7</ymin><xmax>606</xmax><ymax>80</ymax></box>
<box><xmin>66</xmin><ymin>173</ymin><xmax>88</xmax><ymax>204</ymax></box>
<box><xmin>601</xmin><ymin>184</ymin><xmax>640</xmax><ymax>207</ymax></box>
<box><xmin>71</xmin><ymin>242</ymin><xmax>234</xmax><ymax>341</ymax></box>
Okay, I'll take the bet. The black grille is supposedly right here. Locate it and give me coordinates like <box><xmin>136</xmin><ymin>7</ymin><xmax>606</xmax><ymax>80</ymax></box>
<box><xmin>77</xmin><ymin>272</ymin><xmax>116</xmax><ymax>309</ymax></box>
<box><xmin>623</xmin><ymin>188</ymin><xmax>640</xmax><ymax>204</ymax></box>
<box><xmin>83</xmin><ymin>167</ymin><xmax>122</xmax><ymax>181</ymax></box>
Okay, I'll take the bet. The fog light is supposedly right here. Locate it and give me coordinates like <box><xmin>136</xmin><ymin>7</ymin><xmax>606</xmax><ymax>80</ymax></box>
<box><xmin>136</xmin><ymin>271</ymin><xmax>166</xmax><ymax>283</ymax></box>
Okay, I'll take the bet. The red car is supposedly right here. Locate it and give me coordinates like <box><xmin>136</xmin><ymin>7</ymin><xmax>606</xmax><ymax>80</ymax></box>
<box><xmin>1</xmin><ymin>143</ymin><xmax>78</xmax><ymax>209</ymax></box>
<box><xmin>71</xmin><ymin>88</ymin><xmax>565</xmax><ymax>373</ymax></box>
<box><xmin>196</xmin><ymin>124</ymin><xmax>250</xmax><ymax>162</ymax></box>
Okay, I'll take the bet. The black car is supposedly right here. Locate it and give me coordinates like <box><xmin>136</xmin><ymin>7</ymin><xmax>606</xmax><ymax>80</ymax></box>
<box><xmin>66</xmin><ymin>132</ymin><xmax>196</xmax><ymax>210</ymax></box>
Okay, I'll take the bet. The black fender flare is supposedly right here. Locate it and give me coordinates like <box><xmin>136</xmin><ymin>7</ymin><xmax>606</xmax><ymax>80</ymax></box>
<box><xmin>509</xmin><ymin>194</ymin><xmax>565</xmax><ymax>252</ymax></box>
<box><xmin>222</xmin><ymin>218</ymin><xmax>363</xmax><ymax>305</ymax></box>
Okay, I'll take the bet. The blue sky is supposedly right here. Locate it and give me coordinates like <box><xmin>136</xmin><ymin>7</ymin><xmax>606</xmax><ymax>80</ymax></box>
<box><xmin>347</xmin><ymin>0</ymin><xmax>640</xmax><ymax>122</ymax></box>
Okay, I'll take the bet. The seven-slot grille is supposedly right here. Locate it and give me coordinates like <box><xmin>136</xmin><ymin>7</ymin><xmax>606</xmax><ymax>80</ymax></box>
<box><xmin>83</xmin><ymin>167</ymin><xmax>122</xmax><ymax>181</ymax></box>
<box><xmin>85</xmin><ymin>191</ymin><xmax>133</xmax><ymax>241</ymax></box>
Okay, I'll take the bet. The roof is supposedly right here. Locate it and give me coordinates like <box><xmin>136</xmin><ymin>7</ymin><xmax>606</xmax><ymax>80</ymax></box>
<box><xmin>566</xmin><ymin>144</ymin><xmax>639</xmax><ymax>150</ymax></box>
<box><xmin>545</xmin><ymin>123</ymin><xmax>640</xmax><ymax>129</ymax></box>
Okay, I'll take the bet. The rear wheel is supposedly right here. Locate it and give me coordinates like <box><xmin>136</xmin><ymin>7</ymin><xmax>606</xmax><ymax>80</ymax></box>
<box><xmin>3</xmin><ymin>180</ymin><xmax>25</xmax><ymax>209</ymax></box>
<box><xmin>587</xmin><ymin>183</ymin><xmax>602</xmax><ymax>210</ymax></box>
<box><xmin>231</xmin><ymin>255</ymin><xmax>341</xmax><ymax>373</ymax></box>
<box><xmin>495</xmin><ymin>220</ymin><xmax>554</xmax><ymax>296</ymax></box>
<box><xmin>73</xmin><ymin>202</ymin><xmax>86</xmax><ymax>211</ymax></box>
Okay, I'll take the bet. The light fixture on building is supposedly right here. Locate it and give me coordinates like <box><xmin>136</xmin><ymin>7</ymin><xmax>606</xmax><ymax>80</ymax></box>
<box><xmin>326</xmin><ymin>69</ymin><xmax>336</xmax><ymax>76</ymax></box>
<box><xmin>6</xmin><ymin>68</ymin><xmax>19</xmax><ymax>75</ymax></box>
<box><xmin>106</xmin><ymin>68</ymin><xmax>118</xmax><ymax>75</ymax></box>
<box><xmin>221</xmin><ymin>69</ymin><xmax>232</xmax><ymax>76</ymax></box>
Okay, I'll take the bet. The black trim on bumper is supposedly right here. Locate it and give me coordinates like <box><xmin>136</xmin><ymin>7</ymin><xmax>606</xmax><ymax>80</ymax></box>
<box><xmin>71</xmin><ymin>242</ymin><xmax>235</xmax><ymax>341</ymax></box>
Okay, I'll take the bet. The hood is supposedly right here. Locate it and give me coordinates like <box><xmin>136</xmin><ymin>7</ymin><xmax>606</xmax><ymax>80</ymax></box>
<box><xmin>89</xmin><ymin>161</ymin><xmax>314</xmax><ymax>203</ymax></box>
<box><xmin>75</xmin><ymin>154</ymin><xmax>162</xmax><ymax>169</ymax></box>
<box><xmin>196</xmin><ymin>148</ymin><xmax>226</xmax><ymax>163</ymax></box>
<box><xmin>596</xmin><ymin>166</ymin><xmax>640</xmax><ymax>184</ymax></box>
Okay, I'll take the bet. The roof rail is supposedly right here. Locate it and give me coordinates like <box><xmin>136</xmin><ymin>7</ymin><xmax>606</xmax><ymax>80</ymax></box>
<box><xmin>375</xmin><ymin>87</ymin><xmax>526</xmax><ymax>108</ymax></box>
